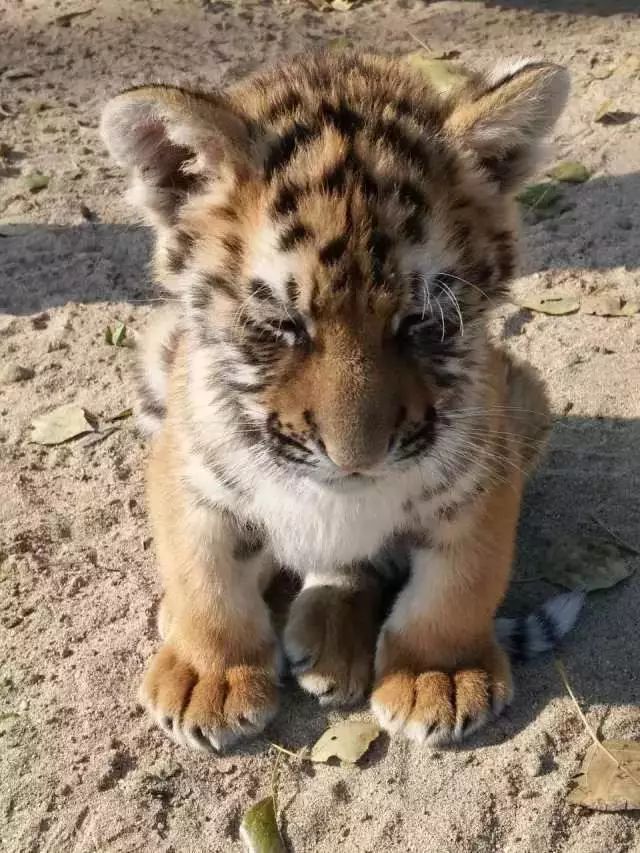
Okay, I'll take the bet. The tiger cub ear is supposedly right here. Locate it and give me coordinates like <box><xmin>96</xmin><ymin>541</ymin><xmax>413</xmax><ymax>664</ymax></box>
<box><xmin>445</xmin><ymin>60</ymin><xmax>569</xmax><ymax>191</ymax></box>
<box><xmin>100</xmin><ymin>85</ymin><xmax>253</xmax><ymax>225</ymax></box>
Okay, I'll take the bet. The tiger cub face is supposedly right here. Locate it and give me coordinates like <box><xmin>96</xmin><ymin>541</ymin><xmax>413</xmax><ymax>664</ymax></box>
<box><xmin>102</xmin><ymin>53</ymin><xmax>567</xmax><ymax>488</ymax></box>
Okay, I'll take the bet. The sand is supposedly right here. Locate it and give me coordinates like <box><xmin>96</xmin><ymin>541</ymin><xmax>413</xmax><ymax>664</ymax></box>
<box><xmin>1</xmin><ymin>1</ymin><xmax>639</xmax><ymax>851</ymax></box>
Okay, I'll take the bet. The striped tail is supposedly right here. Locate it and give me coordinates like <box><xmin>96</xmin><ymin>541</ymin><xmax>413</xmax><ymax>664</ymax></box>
<box><xmin>495</xmin><ymin>591</ymin><xmax>585</xmax><ymax>661</ymax></box>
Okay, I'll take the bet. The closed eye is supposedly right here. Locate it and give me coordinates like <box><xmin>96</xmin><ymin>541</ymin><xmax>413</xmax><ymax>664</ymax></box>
<box><xmin>262</xmin><ymin>317</ymin><xmax>310</xmax><ymax>348</ymax></box>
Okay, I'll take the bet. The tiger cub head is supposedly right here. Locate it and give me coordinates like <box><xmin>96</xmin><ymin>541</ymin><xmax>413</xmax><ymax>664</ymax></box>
<box><xmin>101</xmin><ymin>53</ymin><xmax>568</xmax><ymax>485</ymax></box>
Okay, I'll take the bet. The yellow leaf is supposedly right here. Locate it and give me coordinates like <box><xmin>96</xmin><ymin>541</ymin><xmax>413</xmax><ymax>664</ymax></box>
<box><xmin>568</xmin><ymin>741</ymin><xmax>640</xmax><ymax>811</ymax></box>
<box><xmin>311</xmin><ymin>719</ymin><xmax>380</xmax><ymax>764</ymax></box>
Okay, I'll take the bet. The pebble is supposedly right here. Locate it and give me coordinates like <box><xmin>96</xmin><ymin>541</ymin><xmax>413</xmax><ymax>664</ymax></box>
<box><xmin>0</xmin><ymin>364</ymin><xmax>35</xmax><ymax>384</ymax></box>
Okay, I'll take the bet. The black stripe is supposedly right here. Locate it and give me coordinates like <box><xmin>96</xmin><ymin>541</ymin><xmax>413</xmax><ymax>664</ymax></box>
<box><xmin>319</xmin><ymin>100</ymin><xmax>364</xmax><ymax>137</ymax></box>
<box><xmin>286</xmin><ymin>275</ymin><xmax>300</xmax><ymax>306</ymax></box>
<box><xmin>264</xmin><ymin>121</ymin><xmax>317</xmax><ymax>179</ymax></box>
<box><xmin>280</xmin><ymin>222</ymin><xmax>312</xmax><ymax>252</ymax></box>
<box><xmin>319</xmin><ymin>235</ymin><xmax>348</xmax><ymax>266</ymax></box>
<box><xmin>273</xmin><ymin>185</ymin><xmax>298</xmax><ymax>216</ymax></box>
<box><xmin>203</xmin><ymin>274</ymin><xmax>237</xmax><ymax>302</ymax></box>
<box><xmin>249</xmin><ymin>278</ymin><xmax>278</xmax><ymax>304</ymax></box>
<box><xmin>536</xmin><ymin>607</ymin><xmax>560</xmax><ymax>649</ymax></box>
<box><xmin>510</xmin><ymin>616</ymin><xmax>528</xmax><ymax>662</ymax></box>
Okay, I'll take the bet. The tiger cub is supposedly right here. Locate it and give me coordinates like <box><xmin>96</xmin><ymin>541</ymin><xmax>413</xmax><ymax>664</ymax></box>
<box><xmin>101</xmin><ymin>51</ymin><xmax>574</xmax><ymax>752</ymax></box>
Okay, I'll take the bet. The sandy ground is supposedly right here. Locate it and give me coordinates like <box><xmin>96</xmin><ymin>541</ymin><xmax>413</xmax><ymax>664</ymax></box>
<box><xmin>1</xmin><ymin>1</ymin><xmax>639</xmax><ymax>851</ymax></box>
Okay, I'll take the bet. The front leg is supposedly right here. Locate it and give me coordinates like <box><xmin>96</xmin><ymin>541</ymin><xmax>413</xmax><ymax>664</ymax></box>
<box><xmin>141</xmin><ymin>426</ymin><xmax>279</xmax><ymax>752</ymax></box>
<box><xmin>284</xmin><ymin>567</ymin><xmax>384</xmax><ymax>707</ymax></box>
<box><xmin>372</xmin><ymin>474</ymin><xmax>522</xmax><ymax>745</ymax></box>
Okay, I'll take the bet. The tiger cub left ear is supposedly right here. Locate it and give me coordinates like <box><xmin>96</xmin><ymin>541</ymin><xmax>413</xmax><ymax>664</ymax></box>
<box><xmin>445</xmin><ymin>59</ymin><xmax>570</xmax><ymax>191</ymax></box>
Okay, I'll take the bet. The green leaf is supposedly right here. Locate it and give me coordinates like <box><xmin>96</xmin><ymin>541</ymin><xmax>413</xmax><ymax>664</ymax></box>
<box><xmin>547</xmin><ymin>162</ymin><xmax>590</xmax><ymax>184</ymax></box>
<box><xmin>515</xmin><ymin>295</ymin><xmax>580</xmax><ymax>316</ymax></box>
<box><xmin>105</xmin><ymin>322</ymin><xmax>127</xmax><ymax>347</ymax></box>
<box><xmin>239</xmin><ymin>797</ymin><xmax>284</xmax><ymax>853</ymax></box>
<box><xmin>31</xmin><ymin>404</ymin><xmax>96</xmax><ymax>445</ymax></box>
<box><xmin>516</xmin><ymin>182</ymin><xmax>563</xmax><ymax>210</ymax></box>
<box><xmin>543</xmin><ymin>538</ymin><xmax>633</xmax><ymax>591</ymax></box>
<box><xmin>25</xmin><ymin>172</ymin><xmax>50</xmax><ymax>193</ymax></box>
<box><xmin>311</xmin><ymin>719</ymin><xmax>381</xmax><ymax>764</ymax></box>
<box><xmin>568</xmin><ymin>740</ymin><xmax>640</xmax><ymax>811</ymax></box>
<box><xmin>405</xmin><ymin>52</ymin><xmax>470</xmax><ymax>96</ymax></box>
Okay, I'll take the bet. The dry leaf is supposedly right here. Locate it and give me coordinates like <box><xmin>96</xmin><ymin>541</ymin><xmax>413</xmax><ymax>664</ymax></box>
<box><xmin>25</xmin><ymin>172</ymin><xmax>50</xmax><ymax>193</ymax></box>
<box><xmin>405</xmin><ymin>52</ymin><xmax>469</xmax><ymax>96</ymax></box>
<box><xmin>108</xmin><ymin>407</ymin><xmax>133</xmax><ymax>422</ymax></box>
<box><xmin>614</xmin><ymin>55</ymin><xmax>640</xmax><ymax>78</ymax></box>
<box><xmin>568</xmin><ymin>741</ymin><xmax>640</xmax><ymax>811</ymax></box>
<box><xmin>581</xmin><ymin>295</ymin><xmax>639</xmax><ymax>317</ymax></box>
<box><xmin>239</xmin><ymin>797</ymin><xmax>284</xmax><ymax>853</ymax></box>
<box><xmin>516</xmin><ymin>182</ymin><xmax>563</xmax><ymax>210</ymax></box>
<box><xmin>595</xmin><ymin>100</ymin><xmax>637</xmax><ymax>125</ymax></box>
<box><xmin>547</xmin><ymin>161</ymin><xmax>590</xmax><ymax>184</ymax></box>
<box><xmin>311</xmin><ymin>720</ymin><xmax>380</xmax><ymax>764</ymax></box>
<box><xmin>331</xmin><ymin>0</ymin><xmax>353</xmax><ymax>9</ymax></box>
<box><xmin>515</xmin><ymin>295</ymin><xmax>580</xmax><ymax>316</ymax></box>
<box><xmin>543</xmin><ymin>538</ymin><xmax>633</xmax><ymax>591</ymax></box>
<box><xmin>31</xmin><ymin>404</ymin><xmax>95</xmax><ymax>445</ymax></box>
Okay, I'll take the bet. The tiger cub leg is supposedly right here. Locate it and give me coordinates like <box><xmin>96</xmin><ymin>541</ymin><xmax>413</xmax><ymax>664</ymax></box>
<box><xmin>140</xmin><ymin>426</ymin><xmax>280</xmax><ymax>752</ymax></box>
<box><xmin>284</xmin><ymin>568</ymin><xmax>384</xmax><ymax>706</ymax></box>
<box><xmin>371</xmin><ymin>471</ymin><xmax>522</xmax><ymax>745</ymax></box>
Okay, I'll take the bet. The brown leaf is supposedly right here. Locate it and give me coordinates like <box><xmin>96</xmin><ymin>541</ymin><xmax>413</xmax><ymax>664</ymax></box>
<box><xmin>514</xmin><ymin>295</ymin><xmax>580</xmax><ymax>316</ymax></box>
<box><xmin>311</xmin><ymin>719</ymin><xmax>381</xmax><ymax>764</ymax></box>
<box><xmin>543</xmin><ymin>538</ymin><xmax>633</xmax><ymax>591</ymax></box>
<box><xmin>568</xmin><ymin>741</ymin><xmax>640</xmax><ymax>811</ymax></box>
<box><xmin>581</xmin><ymin>295</ymin><xmax>639</xmax><ymax>317</ymax></box>
<box><xmin>31</xmin><ymin>404</ymin><xmax>96</xmax><ymax>445</ymax></box>
<box><xmin>595</xmin><ymin>100</ymin><xmax>637</xmax><ymax>125</ymax></box>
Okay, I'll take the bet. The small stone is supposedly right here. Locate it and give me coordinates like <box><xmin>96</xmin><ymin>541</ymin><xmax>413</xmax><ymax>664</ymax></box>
<box><xmin>0</xmin><ymin>364</ymin><xmax>35</xmax><ymax>384</ymax></box>
<box><xmin>523</xmin><ymin>753</ymin><xmax>544</xmax><ymax>778</ymax></box>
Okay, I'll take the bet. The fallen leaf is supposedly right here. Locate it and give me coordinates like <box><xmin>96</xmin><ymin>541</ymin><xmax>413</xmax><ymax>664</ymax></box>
<box><xmin>543</xmin><ymin>538</ymin><xmax>633</xmax><ymax>591</ymax></box>
<box><xmin>595</xmin><ymin>100</ymin><xmax>637</xmax><ymax>125</ymax></box>
<box><xmin>568</xmin><ymin>740</ymin><xmax>640</xmax><ymax>811</ymax></box>
<box><xmin>4</xmin><ymin>68</ymin><xmax>35</xmax><ymax>80</ymax></box>
<box><xmin>239</xmin><ymin>797</ymin><xmax>284</xmax><ymax>853</ymax></box>
<box><xmin>31</xmin><ymin>404</ymin><xmax>96</xmax><ymax>445</ymax></box>
<box><xmin>25</xmin><ymin>172</ymin><xmax>50</xmax><ymax>193</ymax></box>
<box><xmin>516</xmin><ymin>182</ymin><xmax>563</xmax><ymax>210</ymax></box>
<box><xmin>331</xmin><ymin>0</ymin><xmax>353</xmax><ymax>9</ymax></box>
<box><xmin>78</xmin><ymin>427</ymin><xmax>119</xmax><ymax>448</ymax></box>
<box><xmin>108</xmin><ymin>407</ymin><xmax>133</xmax><ymax>422</ymax></box>
<box><xmin>105</xmin><ymin>322</ymin><xmax>127</xmax><ymax>346</ymax></box>
<box><xmin>54</xmin><ymin>8</ymin><xmax>93</xmax><ymax>27</ymax></box>
<box><xmin>547</xmin><ymin>161</ymin><xmax>590</xmax><ymax>184</ymax></box>
<box><xmin>405</xmin><ymin>52</ymin><xmax>470</xmax><ymax>95</ymax></box>
<box><xmin>514</xmin><ymin>295</ymin><xmax>580</xmax><ymax>316</ymax></box>
<box><xmin>311</xmin><ymin>719</ymin><xmax>381</xmax><ymax>764</ymax></box>
<box><xmin>581</xmin><ymin>295</ymin><xmax>640</xmax><ymax>317</ymax></box>
<box><xmin>614</xmin><ymin>55</ymin><xmax>640</xmax><ymax>78</ymax></box>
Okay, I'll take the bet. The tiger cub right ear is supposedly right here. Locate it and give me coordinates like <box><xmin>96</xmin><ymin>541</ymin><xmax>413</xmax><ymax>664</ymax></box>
<box><xmin>446</xmin><ymin>60</ymin><xmax>570</xmax><ymax>191</ymax></box>
<box><xmin>100</xmin><ymin>85</ymin><xmax>253</xmax><ymax>225</ymax></box>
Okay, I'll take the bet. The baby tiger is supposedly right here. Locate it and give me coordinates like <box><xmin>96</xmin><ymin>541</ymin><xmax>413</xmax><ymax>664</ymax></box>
<box><xmin>101</xmin><ymin>51</ymin><xmax>579</xmax><ymax>752</ymax></box>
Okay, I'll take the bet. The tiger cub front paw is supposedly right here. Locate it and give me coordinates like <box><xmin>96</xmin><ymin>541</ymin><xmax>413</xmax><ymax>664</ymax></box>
<box><xmin>284</xmin><ymin>583</ymin><xmax>380</xmax><ymax>707</ymax></box>
<box><xmin>140</xmin><ymin>641</ymin><xmax>279</xmax><ymax>752</ymax></box>
<box><xmin>371</xmin><ymin>633</ymin><xmax>513</xmax><ymax>746</ymax></box>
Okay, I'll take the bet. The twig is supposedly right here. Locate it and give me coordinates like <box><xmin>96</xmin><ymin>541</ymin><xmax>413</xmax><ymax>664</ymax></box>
<box><xmin>268</xmin><ymin>740</ymin><xmax>307</xmax><ymax>760</ymax></box>
<box><xmin>589</xmin><ymin>512</ymin><xmax>640</xmax><ymax>556</ymax></box>
<box><xmin>406</xmin><ymin>31</ymin><xmax>432</xmax><ymax>52</ymax></box>
<box><xmin>555</xmin><ymin>658</ymin><xmax>640</xmax><ymax>788</ymax></box>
